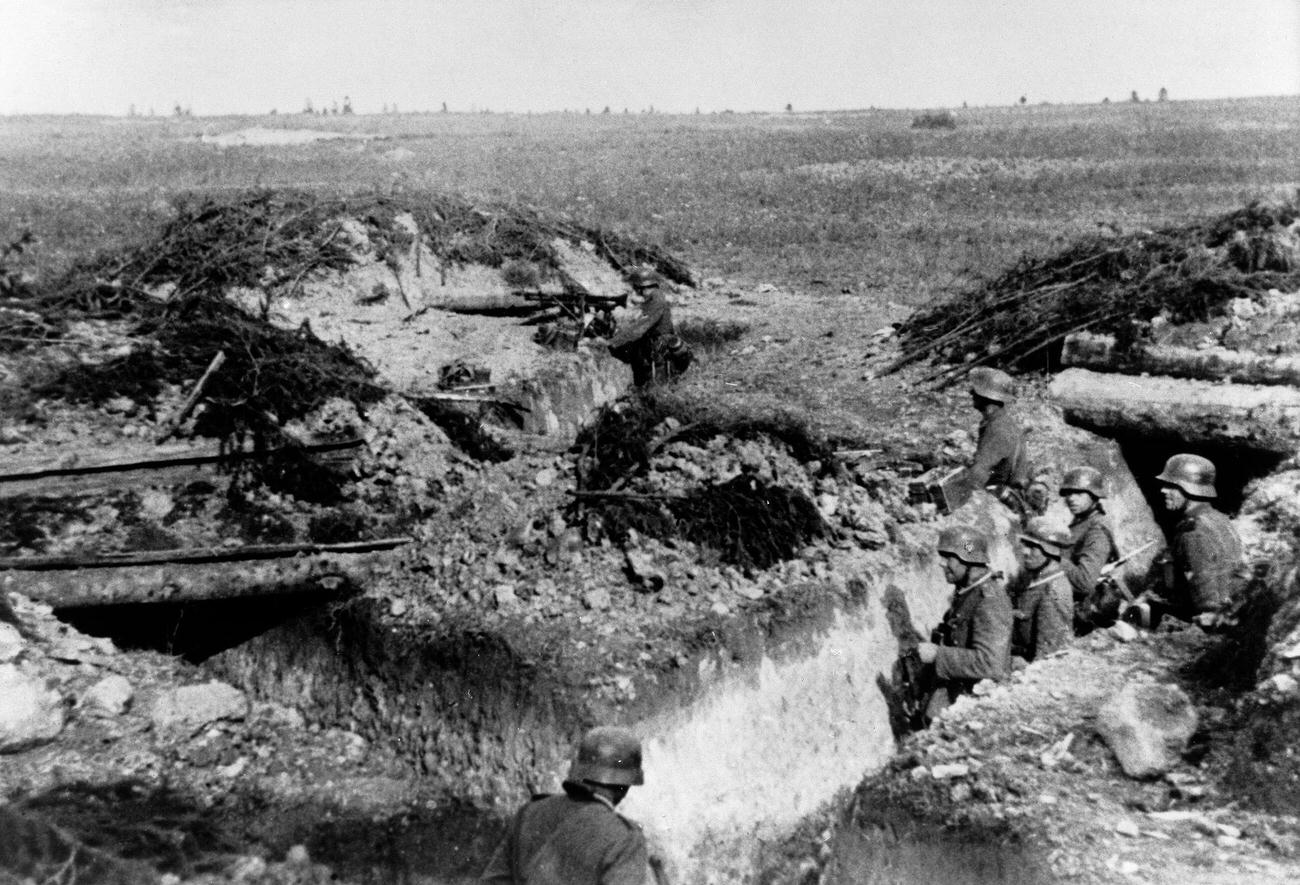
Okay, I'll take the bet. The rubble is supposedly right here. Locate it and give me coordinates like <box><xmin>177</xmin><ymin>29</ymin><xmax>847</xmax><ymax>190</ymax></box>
<box><xmin>1096</xmin><ymin>682</ymin><xmax>1199</xmax><ymax>779</ymax></box>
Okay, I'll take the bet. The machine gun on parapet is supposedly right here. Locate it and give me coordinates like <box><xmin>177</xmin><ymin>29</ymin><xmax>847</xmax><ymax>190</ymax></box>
<box><xmin>1084</xmin><ymin>538</ymin><xmax>1161</xmax><ymax>627</ymax></box>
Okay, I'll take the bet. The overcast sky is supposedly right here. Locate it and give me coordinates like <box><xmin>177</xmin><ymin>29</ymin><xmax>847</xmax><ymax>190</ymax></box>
<box><xmin>3</xmin><ymin>0</ymin><xmax>1297</xmax><ymax>115</ymax></box>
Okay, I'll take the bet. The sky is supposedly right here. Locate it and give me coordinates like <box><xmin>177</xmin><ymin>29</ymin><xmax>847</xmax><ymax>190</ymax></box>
<box><xmin>2</xmin><ymin>0</ymin><xmax>1297</xmax><ymax>115</ymax></box>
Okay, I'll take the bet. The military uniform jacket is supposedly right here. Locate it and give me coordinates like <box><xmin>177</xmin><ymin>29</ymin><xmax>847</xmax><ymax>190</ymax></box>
<box><xmin>608</xmin><ymin>290</ymin><xmax>674</xmax><ymax>353</ymax></box>
<box><xmin>934</xmin><ymin>576</ymin><xmax>1014</xmax><ymax>685</ymax></box>
<box><xmin>964</xmin><ymin>406</ymin><xmax>1029</xmax><ymax>491</ymax></box>
<box><xmin>1171</xmin><ymin>502</ymin><xmax>1243</xmax><ymax>616</ymax></box>
<box><xmin>1012</xmin><ymin>569</ymin><xmax>1073</xmax><ymax>662</ymax></box>
<box><xmin>1063</xmin><ymin>509</ymin><xmax>1118</xmax><ymax>603</ymax></box>
<box><xmin>481</xmin><ymin>788</ymin><xmax>649</xmax><ymax>885</ymax></box>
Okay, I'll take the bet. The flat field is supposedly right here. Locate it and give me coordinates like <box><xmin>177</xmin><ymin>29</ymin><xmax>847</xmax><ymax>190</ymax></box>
<box><xmin>2</xmin><ymin>97</ymin><xmax>1297</xmax><ymax>304</ymax></box>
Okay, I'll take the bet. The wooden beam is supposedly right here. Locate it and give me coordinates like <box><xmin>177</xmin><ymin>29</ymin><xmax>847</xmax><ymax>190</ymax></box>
<box><xmin>1062</xmin><ymin>332</ymin><xmax>1300</xmax><ymax>387</ymax></box>
<box><xmin>0</xmin><ymin>537</ymin><xmax>412</xmax><ymax>573</ymax></box>
<box><xmin>1050</xmin><ymin>367</ymin><xmax>1300</xmax><ymax>453</ymax></box>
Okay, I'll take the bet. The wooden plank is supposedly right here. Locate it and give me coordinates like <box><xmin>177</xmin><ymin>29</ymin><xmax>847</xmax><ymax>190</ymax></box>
<box><xmin>0</xmin><ymin>537</ymin><xmax>412</xmax><ymax>572</ymax></box>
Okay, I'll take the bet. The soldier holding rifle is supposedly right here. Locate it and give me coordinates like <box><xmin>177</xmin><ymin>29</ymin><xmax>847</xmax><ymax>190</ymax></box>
<box><xmin>1058</xmin><ymin>465</ymin><xmax>1120</xmax><ymax>631</ymax></box>
<box><xmin>914</xmin><ymin>526</ymin><xmax>1013</xmax><ymax>724</ymax></box>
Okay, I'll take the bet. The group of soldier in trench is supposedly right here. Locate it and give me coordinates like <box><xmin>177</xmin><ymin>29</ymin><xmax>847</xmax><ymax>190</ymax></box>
<box><xmin>910</xmin><ymin>365</ymin><xmax>1244</xmax><ymax>725</ymax></box>
<box><xmin>481</xmin><ymin>308</ymin><xmax>1244</xmax><ymax>881</ymax></box>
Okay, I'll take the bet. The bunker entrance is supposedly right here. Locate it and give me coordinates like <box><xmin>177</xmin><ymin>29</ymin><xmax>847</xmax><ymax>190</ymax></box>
<box><xmin>1113</xmin><ymin>431</ymin><xmax>1285</xmax><ymax>522</ymax></box>
<box><xmin>55</xmin><ymin>589</ymin><xmax>353</xmax><ymax>664</ymax></box>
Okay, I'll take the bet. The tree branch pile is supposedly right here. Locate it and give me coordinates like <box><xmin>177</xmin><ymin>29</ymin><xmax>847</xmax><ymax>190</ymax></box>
<box><xmin>889</xmin><ymin>198</ymin><xmax>1300</xmax><ymax>385</ymax></box>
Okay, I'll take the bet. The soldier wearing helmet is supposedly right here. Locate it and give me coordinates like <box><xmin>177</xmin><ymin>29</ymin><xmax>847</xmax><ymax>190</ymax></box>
<box><xmin>1058</xmin><ymin>465</ymin><xmax>1120</xmax><ymax>630</ymax></box>
<box><xmin>955</xmin><ymin>367</ymin><xmax>1031</xmax><ymax>516</ymax></box>
<box><xmin>481</xmin><ymin>725</ymin><xmax>653</xmax><ymax>885</ymax></box>
<box><xmin>914</xmin><ymin>526</ymin><xmax>1013</xmax><ymax>723</ymax></box>
<box><xmin>1152</xmin><ymin>454</ymin><xmax>1243</xmax><ymax>627</ymax></box>
<box><xmin>1012</xmin><ymin>517</ymin><xmax>1074</xmax><ymax>661</ymax></box>
<box><xmin>606</xmin><ymin>267</ymin><xmax>691</xmax><ymax>387</ymax></box>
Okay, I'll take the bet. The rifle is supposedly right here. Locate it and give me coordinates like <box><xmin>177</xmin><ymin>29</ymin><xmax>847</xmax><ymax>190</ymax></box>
<box><xmin>1097</xmin><ymin>539</ymin><xmax>1161</xmax><ymax>603</ymax></box>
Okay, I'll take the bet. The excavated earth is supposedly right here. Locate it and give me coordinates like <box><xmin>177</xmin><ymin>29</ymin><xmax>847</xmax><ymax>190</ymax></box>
<box><xmin>4</xmin><ymin>208</ymin><xmax>1300</xmax><ymax>885</ymax></box>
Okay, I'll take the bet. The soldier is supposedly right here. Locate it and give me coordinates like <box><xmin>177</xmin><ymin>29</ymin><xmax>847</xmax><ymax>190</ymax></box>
<box><xmin>1013</xmin><ymin>517</ymin><xmax>1074</xmax><ymax>662</ymax></box>
<box><xmin>1058</xmin><ymin>465</ymin><xmax>1120</xmax><ymax>630</ymax></box>
<box><xmin>607</xmin><ymin>268</ymin><xmax>691</xmax><ymax>387</ymax></box>
<box><xmin>1150</xmin><ymin>454</ymin><xmax>1244</xmax><ymax>629</ymax></box>
<box><xmin>953</xmin><ymin>367</ymin><xmax>1030</xmax><ymax>516</ymax></box>
<box><xmin>915</xmin><ymin>526</ymin><xmax>1013</xmax><ymax>723</ymax></box>
<box><xmin>481</xmin><ymin>725</ymin><xmax>653</xmax><ymax>885</ymax></box>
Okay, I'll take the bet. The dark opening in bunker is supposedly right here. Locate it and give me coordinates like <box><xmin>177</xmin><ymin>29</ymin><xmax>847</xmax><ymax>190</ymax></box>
<box><xmin>54</xmin><ymin>589</ymin><xmax>353</xmax><ymax>663</ymax></box>
<box><xmin>1114</xmin><ymin>432</ymin><xmax>1285</xmax><ymax>524</ymax></box>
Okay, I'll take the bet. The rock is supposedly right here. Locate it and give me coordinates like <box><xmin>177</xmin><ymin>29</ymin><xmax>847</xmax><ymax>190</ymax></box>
<box><xmin>733</xmin><ymin>582</ymin><xmax>764</xmax><ymax>601</ymax></box>
<box><xmin>0</xmin><ymin>664</ymin><xmax>66</xmax><ymax>752</ymax></box>
<box><xmin>625</xmin><ymin>550</ymin><xmax>667</xmax><ymax>592</ymax></box>
<box><xmin>815</xmin><ymin>493</ymin><xmax>840</xmax><ymax>520</ymax></box>
<box><xmin>0</xmin><ymin>623</ymin><xmax>22</xmax><ymax>663</ymax></box>
<box><xmin>149</xmin><ymin>680</ymin><xmax>247</xmax><ymax>734</ymax></box>
<box><xmin>82</xmin><ymin>674</ymin><xmax>133</xmax><ymax>716</ymax></box>
<box><xmin>582</xmin><ymin>587</ymin><xmax>612</xmax><ymax>610</ymax></box>
<box><xmin>533</xmin><ymin>467</ymin><xmax>558</xmax><ymax>488</ymax></box>
<box><xmin>1115</xmin><ymin>819</ymin><xmax>1141</xmax><ymax>837</ymax></box>
<box><xmin>252</xmin><ymin>701</ymin><xmax>306</xmax><ymax>729</ymax></box>
<box><xmin>1096</xmin><ymin>682</ymin><xmax>1198</xmax><ymax>779</ymax></box>
<box><xmin>930</xmin><ymin>763</ymin><xmax>970</xmax><ymax>779</ymax></box>
<box><xmin>1265</xmin><ymin>673</ymin><xmax>1299</xmax><ymax>696</ymax></box>
<box><xmin>389</xmin><ymin>597</ymin><xmax>408</xmax><ymax>617</ymax></box>
<box><xmin>709</xmin><ymin>601</ymin><xmax>730</xmax><ymax>616</ymax></box>
<box><xmin>492</xmin><ymin>585</ymin><xmax>518</xmax><ymax>609</ymax></box>
<box><xmin>1108</xmin><ymin>620</ymin><xmax>1140</xmax><ymax>642</ymax></box>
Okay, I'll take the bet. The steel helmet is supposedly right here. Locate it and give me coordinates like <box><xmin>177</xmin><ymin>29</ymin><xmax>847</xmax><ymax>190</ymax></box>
<box><xmin>567</xmin><ymin>726</ymin><xmax>644</xmax><ymax>786</ymax></box>
<box><xmin>626</xmin><ymin>267</ymin><xmax>661</xmax><ymax>291</ymax></box>
<box><xmin>1018</xmin><ymin>516</ymin><xmax>1071</xmax><ymax>558</ymax></box>
<box><xmin>1059</xmin><ymin>466</ymin><xmax>1107</xmax><ymax>499</ymax></box>
<box><xmin>936</xmin><ymin>526</ymin><xmax>990</xmax><ymax>566</ymax></box>
<box><xmin>968</xmin><ymin>367</ymin><xmax>1016</xmax><ymax>404</ymax></box>
<box><xmin>1155</xmin><ymin>453</ymin><xmax>1217</xmax><ymax>499</ymax></box>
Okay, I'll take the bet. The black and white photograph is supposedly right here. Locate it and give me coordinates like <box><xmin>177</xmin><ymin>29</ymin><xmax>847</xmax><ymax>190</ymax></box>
<box><xmin>1</xmin><ymin>2</ymin><xmax>1299</xmax><ymax>883</ymax></box>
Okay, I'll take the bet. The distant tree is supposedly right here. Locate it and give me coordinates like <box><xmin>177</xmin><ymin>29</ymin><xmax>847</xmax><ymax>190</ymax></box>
<box><xmin>441</xmin><ymin>101</ymin><xmax>448</xmax><ymax>113</ymax></box>
<box><xmin>303</xmin><ymin>98</ymin><xmax>314</xmax><ymax>114</ymax></box>
<box><xmin>1130</xmin><ymin>90</ymin><xmax>1140</xmax><ymax>103</ymax></box>
<box><xmin>1019</xmin><ymin>95</ymin><xmax>1027</xmax><ymax>105</ymax></box>
<box><xmin>269</xmin><ymin>108</ymin><xmax>277</xmax><ymax>115</ymax></box>
<box><xmin>1102</xmin><ymin>97</ymin><xmax>1110</xmax><ymax>104</ymax></box>
<box><xmin>1158</xmin><ymin>86</ymin><xmax>1168</xmax><ymax>102</ymax></box>
<box><xmin>342</xmin><ymin>95</ymin><xmax>353</xmax><ymax>114</ymax></box>
<box><xmin>602</xmin><ymin>106</ymin><xmax>610</xmax><ymax>114</ymax></box>
<box><xmin>785</xmin><ymin>102</ymin><xmax>793</xmax><ymax>112</ymax></box>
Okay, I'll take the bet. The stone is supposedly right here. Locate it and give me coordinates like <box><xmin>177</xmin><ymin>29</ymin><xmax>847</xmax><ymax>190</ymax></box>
<box><xmin>0</xmin><ymin>623</ymin><xmax>22</xmax><ymax>663</ymax></box>
<box><xmin>82</xmin><ymin>674</ymin><xmax>133</xmax><ymax>717</ymax></box>
<box><xmin>533</xmin><ymin>467</ymin><xmax>558</xmax><ymax>488</ymax></box>
<box><xmin>149</xmin><ymin>680</ymin><xmax>247</xmax><ymax>734</ymax></box>
<box><xmin>492</xmin><ymin>585</ymin><xmax>518</xmax><ymax>609</ymax></box>
<box><xmin>1115</xmin><ymin>819</ymin><xmax>1141</xmax><ymax>837</ymax></box>
<box><xmin>1265</xmin><ymin>673</ymin><xmax>1299</xmax><ymax>696</ymax></box>
<box><xmin>1096</xmin><ymin>682</ymin><xmax>1198</xmax><ymax>779</ymax></box>
<box><xmin>582</xmin><ymin>587</ymin><xmax>612</xmax><ymax>610</ymax></box>
<box><xmin>930</xmin><ymin>763</ymin><xmax>970</xmax><ymax>779</ymax></box>
<box><xmin>815</xmin><ymin>493</ymin><xmax>840</xmax><ymax>520</ymax></box>
<box><xmin>625</xmin><ymin>550</ymin><xmax>667</xmax><ymax>592</ymax></box>
<box><xmin>0</xmin><ymin>664</ymin><xmax>66</xmax><ymax>752</ymax></box>
<box><xmin>1108</xmin><ymin>620</ymin><xmax>1140</xmax><ymax>642</ymax></box>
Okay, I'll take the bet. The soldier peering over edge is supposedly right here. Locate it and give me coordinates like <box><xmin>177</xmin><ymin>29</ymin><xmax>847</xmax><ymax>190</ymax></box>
<box><xmin>605</xmin><ymin>267</ymin><xmax>692</xmax><ymax>387</ymax></box>
<box><xmin>952</xmin><ymin>367</ymin><xmax>1031</xmax><ymax>518</ymax></box>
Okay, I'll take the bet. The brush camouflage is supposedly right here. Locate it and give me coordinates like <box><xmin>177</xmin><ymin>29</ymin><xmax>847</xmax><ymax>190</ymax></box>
<box><xmin>936</xmin><ymin>526</ymin><xmax>990</xmax><ymax>566</ymax></box>
<box><xmin>1060</xmin><ymin>465</ymin><xmax>1107</xmax><ymax>499</ymax></box>
<box><xmin>1019</xmin><ymin>517</ymin><xmax>1071</xmax><ymax>557</ymax></box>
<box><xmin>968</xmin><ymin>367</ymin><xmax>1016</xmax><ymax>404</ymax></box>
<box><xmin>567</xmin><ymin>726</ymin><xmax>645</xmax><ymax>786</ymax></box>
<box><xmin>1155</xmin><ymin>453</ymin><xmax>1217</xmax><ymax>499</ymax></box>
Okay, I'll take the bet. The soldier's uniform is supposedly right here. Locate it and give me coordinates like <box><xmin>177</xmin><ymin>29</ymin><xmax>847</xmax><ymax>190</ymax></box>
<box><xmin>1168</xmin><ymin>501</ymin><xmax>1243</xmax><ymax>619</ymax></box>
<box><xmin>480</xmin><ymin>784</ymin><xmax>649</xmax><ymax>885</ymax></box>
<box><xmin>1064</xmin><ymin>508</ymin><xmax>1119</xmax><ymax>623</ymax></box>
<box><xmin>1013</xmin><ymin>569</ymin><xmax>1073</xmax><ymax>661</ymax></box>
<box><xmin>958</xmin><ymin>369</ymin><xmax>1030</xmax><ymax>514</ymax></box>
<box><xmin>608</xmin><ymin>271</ymin><xmax>689</xmax><ymax>387</ymax></box>
<box><xmin>928</xmin><ymin>575</ymin><xmax>1014</xmax><ymax>721</ymax></box>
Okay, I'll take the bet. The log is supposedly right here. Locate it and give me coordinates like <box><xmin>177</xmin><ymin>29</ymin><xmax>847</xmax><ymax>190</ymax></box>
<box><xmin>1062</xmin><ymin>332</ymin><xmax>1300</xmax><ymax>387</ymax></box>
<box><xmin>1050</xmin><ymin>368</ymin><xmax>1300</xmax><ymax>453</ymax></box>
<box><xmin>156</xmin><ymin>350</ymin><xmax>227</xmax><ymax>443</ymax></box>
<box><xmin>0</xmin><ymin>537</ymin><xmax>411</xmax><ymax>572</ymax></box>
<box><xmin>1</xmin><ymin>552</ymin><xmax>383</xmax><ymax>608</ymax></box>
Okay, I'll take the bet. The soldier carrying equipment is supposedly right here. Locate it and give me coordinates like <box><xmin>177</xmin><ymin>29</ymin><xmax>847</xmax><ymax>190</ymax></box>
<box><xmin>1058</xmin><ymin>465</ymin><xmax>1120</xmax><ymax>631</ymax></box>
<box><xmin>951</xmin><ymin>368</ymin><xmax>1031</xmax><ymax>517</ymax></box>
<box><xmin>605</xmin><ymin>268</ymin><xmax>692</xmax><ymax>387</ymax></box>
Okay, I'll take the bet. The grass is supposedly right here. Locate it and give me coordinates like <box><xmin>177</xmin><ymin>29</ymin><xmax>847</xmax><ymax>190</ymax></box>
<box><xmin>0</xmin><ymin>98</ymin><xmax>1297</xmax><ymax>306</ymax></box>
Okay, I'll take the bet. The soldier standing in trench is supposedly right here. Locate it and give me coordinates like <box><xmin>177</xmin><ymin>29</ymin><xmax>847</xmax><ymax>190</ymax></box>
<box><xmin>481</xmin><ymin>725</ymin><xmax>660</xmax><ymax>885</ymax></box>
<box><xmin>605</xmin><ymin>268</ymin><xmax>691</xmax><ymax>387</ymax></box>
<box><xmin>914</xmin><ymin>526</ymin><xmax>1013</xmax><ymax>724</ymax></box>
<box><xmin>1058</xmin><ymin>465</ymin><xmax>1120</xmax><ymax>631</ymax></box>
<box><xmin>1012</xmin><ymin>517</ymin><xmax>1075</xmax><ymax>662</ymax></box>
<box><xmin>1144</xmin><ymin>454</ymin><xmax>1244</xmax><ymax>630</ymax></box>
<box><xmin>952</xmin><ymin>368</ymin><xmax>1032</xmax><ymax>518</ymax></box>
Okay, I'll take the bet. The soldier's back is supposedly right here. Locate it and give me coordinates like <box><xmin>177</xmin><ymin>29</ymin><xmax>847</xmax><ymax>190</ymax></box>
<box><xmin>487</xmin><ymin>792</ymin><xmax>648</xmax><ymax>885</ymax></box>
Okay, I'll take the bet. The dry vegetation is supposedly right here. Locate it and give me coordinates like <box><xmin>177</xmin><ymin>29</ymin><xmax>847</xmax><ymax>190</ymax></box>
<box><xmin>2</xmin><ymin>98</ymin><xmax>1297</xmax><ymax>304</ymax></box>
